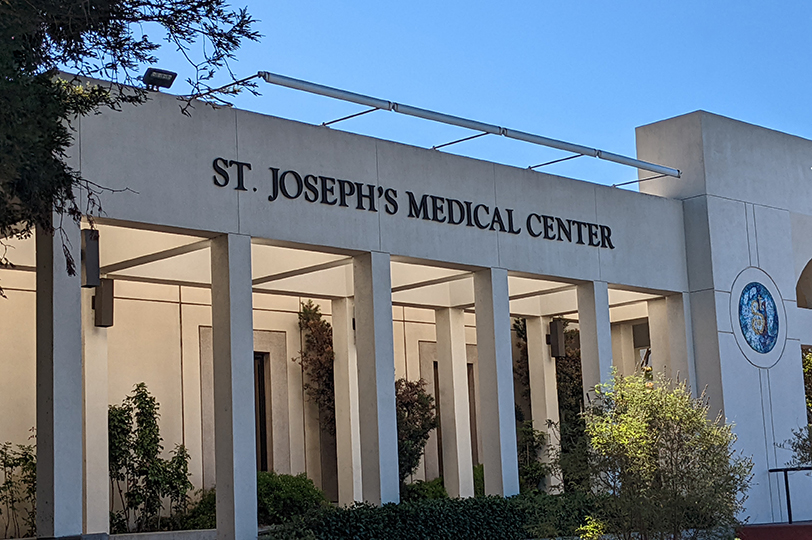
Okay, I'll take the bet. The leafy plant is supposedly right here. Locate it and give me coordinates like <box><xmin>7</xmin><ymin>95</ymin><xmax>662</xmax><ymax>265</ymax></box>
<box><xmin>555</xmin><ymin>327</ymin><xmax>590</xmax><ymax>492</ymax></box>
<box><xmin>784</xmin><ymin>424</ymin><xmax>812</xmax><ymax>468</ymax></box>
<box><xmin>108</xmin><ymin>383</ymin><xmax>193</xmax><ymax>532</ymax></box>
<box><xmin>510</xmin><ymin>317</ymin><xmax>552</xmax><ymax>492</ymax></box>
<box><xmin>180</xmin><ymin>488</ymin><xmax>217</xmax><ymax>530</ymax></box>
<box><xmin>803</xmin><ymin>350</ymin><xmax>812</xmax><ymax>424</ymax></box>
<box><xmin>0</xmin><ymin>431</ymin><xmax>36</xmax><ymax>539</ymax></box>
<box><xmin>257</xmin><ymin>471</ymin><xmax>328</xmax><ymax>526</ymax></box>
<box><xmin>576</xmin><ymin>515</ymin><xmax>607</xmax><ymax>540</ymax></box>
<box><xmin>0</xmin><ymin>0</ymin><xmax>259</xmax><ymax>293</ymax></box>
<box><xmin>513</xmin><ymin>490</ymin><xmax>600</xmax><ymax>539</ymax></box>
<box><xmin>295</xmin><ymin>300</ymin><xmax>336</xmax><ymax>435</ymax></box>
<box><xmin>400</xmin><ymin>477</ymin><xmax>448</xmax><ymax>502</ymax></box>
<box><xmin>782</xmin><ymin>350</ymin><xmax>812</xmax><ymax>467</ymax></box>
<box><xmin>395</xmin><ymin>378</ymin><xmax>438</xmax><ymax>484</ymax></box>
<box><xmin>472</xmin><ymin>464</ymin><xmax>485</xmax><ymax>498</ymax></box>
<box><xmin>294</xmin><ymin>302</ymin><xmax>438</xmax><ymax>489</ymax></box>
<box><xmin>296</xmin><ymin>496</ymin><xmax>528</xmax><ymax>540</ymax></box>
<box><xmin>581</xmin><ymin>371</ymin><xmax>752</xmax><ymax>540</ymax></box>
<box><xmin>512</xmin><ymin>318</ymin><xmax>531</xmax><ymax>403</ymax></box>
<box><xmin>516</xmin><ymin>420</ymin><xmax>550</xmax><ymax>492</ymax></box>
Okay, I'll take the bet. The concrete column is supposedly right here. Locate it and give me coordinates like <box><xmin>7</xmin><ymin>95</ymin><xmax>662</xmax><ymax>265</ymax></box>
<box><xmin>647</xmin><ymin>294</ymin><xmax>696</xmax><ymax>391</ymax></box>
<box><xmin>611</xmin><ymin>323</ymin><xmax>636</xmax><ymax>376</ymax></box>
<box><xmin>82</xmin><ymin>288</ymin><xmax>108</xmax><ymax>534</ymax></box>
<box><xmin>332</xmin><ymin>297</ymin><xmax>363</xmax><ymax>505</ymax></box>
<box><xmin>36</xmin><ymin>222</ymin><xmax>83</xmax><ymax>538</ymax></box>
<box><xmin>210</xmin><ymin>234</ymin><xmax>258</xmax><ymax>540</ymax></box>
<box><xmin>577</xmin><ymin>281</ymin><xmax>613</xmax><ymax>399</ymax></box>
<box><xmin>474</xmin><ymin>268</ymin><xmax>520</xmax><ymax>497</ymax></box>
<box><xmin>525</xmin><ymin>316</ymin><xmax>560</xmax><ymax>492</ymax></box>
<box><xmin>353</xmin><ymin>252</ymin><xmax>399</xmax><ymax>504</ymax></box>
<box><xmin>647</xmin><ymin>298</ymin><xmax>670</xmax><ymax>375</ymax></box>
<box><xmin>435</xmin><ymin>308</ymin><xmax>474</xmax><ymax>498</ymax></box>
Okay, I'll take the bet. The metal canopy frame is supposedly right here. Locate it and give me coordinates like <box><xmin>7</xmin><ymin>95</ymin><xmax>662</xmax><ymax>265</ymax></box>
<box><xmin>255</xmin><ymin>71</ymin><xmax>681</xmax><ymax>180</ymax></box>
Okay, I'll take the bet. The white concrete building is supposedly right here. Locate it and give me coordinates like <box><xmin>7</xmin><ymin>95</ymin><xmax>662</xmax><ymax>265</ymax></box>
<box><xmin>1</xmin><ymin>85</ymin><xmax>811</xmax><ymax>539</ymax></box>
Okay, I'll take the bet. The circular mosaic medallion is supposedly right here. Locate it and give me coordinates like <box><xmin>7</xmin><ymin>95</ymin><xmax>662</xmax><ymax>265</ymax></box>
<box><xmin>729</xmin><ymin>267</ymin><xmax>787</xmax><ymax>369</ymax></box>
<box><xmin>737</xmin><ymin>282</ymin><xmax>779</xmax><ymax>354</ymax></box>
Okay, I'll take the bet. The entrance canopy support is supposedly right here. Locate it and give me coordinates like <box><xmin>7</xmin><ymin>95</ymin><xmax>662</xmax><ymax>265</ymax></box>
<box><xmin>256</xmin><ymin>71</ymin><xmax>681</xmax><ymax>179</ymax></box>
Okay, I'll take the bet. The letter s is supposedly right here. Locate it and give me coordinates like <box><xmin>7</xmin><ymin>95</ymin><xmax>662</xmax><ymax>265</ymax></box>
<box><xmin>213</xmin><ymin>157</ymin><xmax>229</xmax><ymax>187</ymax></box>
<box><xmin>384</xmin><ymin>188</ymin><xmax>398</xmax><ymax>215</ymax></box>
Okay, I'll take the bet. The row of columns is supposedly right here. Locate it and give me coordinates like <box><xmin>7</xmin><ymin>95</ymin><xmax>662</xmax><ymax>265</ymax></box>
<box><xmin>34</xmin><ymin>223</ymin><xmax>693</xmax><ymax>539</ymax></box>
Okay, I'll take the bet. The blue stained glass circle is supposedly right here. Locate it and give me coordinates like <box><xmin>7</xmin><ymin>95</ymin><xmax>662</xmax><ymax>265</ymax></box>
<box><xmin>738</xmin><ymin>282</ymin><xmax>779</xmax><ymax>354</ymax></box>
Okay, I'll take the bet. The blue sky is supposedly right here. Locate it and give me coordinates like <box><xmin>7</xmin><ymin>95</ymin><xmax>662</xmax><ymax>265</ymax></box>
<box><xmin>155</xmin><ymin>1</ymin><xmax>812</xmax><ymax>187</ymax></box>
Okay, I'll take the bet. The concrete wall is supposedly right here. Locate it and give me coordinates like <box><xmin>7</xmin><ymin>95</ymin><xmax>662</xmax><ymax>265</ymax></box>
<box><xmin>74</xmin><ymin>92</ymin><xmax>688</xmax><ymax>295</ymax></box>
<box><xmin>0</xmin><ymin>267</ymin><xmax>460</xmax><ymax>495</ymax></box>
<box><xmin>638</xmin><ymin>111</ymin><xmax>812</xmax><ymax>523</ymax></box>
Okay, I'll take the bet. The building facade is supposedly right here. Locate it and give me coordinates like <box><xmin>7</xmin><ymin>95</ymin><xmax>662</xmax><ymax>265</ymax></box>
<box><xmin>0</xmin><ymin>91</ymin><xmax>811</xmax><ymax>539</ymax></box>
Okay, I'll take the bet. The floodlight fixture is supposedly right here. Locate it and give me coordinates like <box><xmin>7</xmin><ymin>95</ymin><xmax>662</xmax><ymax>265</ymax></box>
<box><xmin>143</xmin><ymin>68</ymin><xmax>177</xmax><ymax>90</ymax></box>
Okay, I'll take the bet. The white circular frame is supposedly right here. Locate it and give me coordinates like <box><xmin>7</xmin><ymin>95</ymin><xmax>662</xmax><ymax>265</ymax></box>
<box><xmin>729</xmin><ymin>267</ymin><xmax>787</xmax><ymax>368</ymax></box>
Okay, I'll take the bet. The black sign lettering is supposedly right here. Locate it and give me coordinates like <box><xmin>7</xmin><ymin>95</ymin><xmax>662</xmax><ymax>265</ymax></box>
<box><xmin>212</xmin><ymin>158</ymin><xmax>615</xmax><ymax>249</ymax></box>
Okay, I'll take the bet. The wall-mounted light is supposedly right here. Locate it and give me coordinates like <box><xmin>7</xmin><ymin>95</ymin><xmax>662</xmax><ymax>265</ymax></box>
<box><xmin>93</xmin><ymin>278</ymin><xmax>114</xmax><ymax>328</ymax></box>
<box><xmin>143</xmin><ymin>68</ymin><xmax>177</xmax><ymax>90</ymax></box>
<box><xmin>81</xmin><ymin>229</ymin><xmax>100</xmax><ymax>288</ymax></box>
<box><xmin>548</xmin><ymin>318</ymin><xmax>566</xmax><ymax>358</ymax></box>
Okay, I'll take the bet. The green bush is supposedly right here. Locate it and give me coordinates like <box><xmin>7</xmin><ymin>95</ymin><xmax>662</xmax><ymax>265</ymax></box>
<box><xmin>512</xmin><ymin>490</ymin><xmax>599</xmax><ymax>539</ymax></box>
<box><xmin>266</xmin><ymin>489</ymin><xmax>604</xmax><ymax>540</ymax></box>
<box><xmin>108</xmin><ymin>383</ymin><xmax>193</xmax><ymax>532</ymax></box>
<box><xmin>472</xmin><ymin>464</ymin><xmax>484</xmax><ymax>498</ymax></box>
<box><xmin>400</xmin><ymin>477</ymin><xmax>448</xmax><ymax>501</ymax></box>
<box><xmin>395</xmin><ymin>378</ymin><xmax>437</xmax><ymax>484</ymax></box>
<box><xmin>180</xmin><ymin>489</ymin><xmax>216</xmax><ymax>530</ymax></box>
<box><xmin>580</xmin><ymin>371</ymin><xmax>752</xmax><ymax>539</ymax></box>
<box><xmin>297</xmin><ymin>496</ymin><xmax>527</xmax><ymax>540</ymax></box>
<box><xmin>0</xmin><ymin>437</ymin><xmax>36</xmax><ymax>538</ymax></box>
<box><xmin>257</xmin><ymin>471</ymin><xmax>329</xmax><ymax>526</ymax></box>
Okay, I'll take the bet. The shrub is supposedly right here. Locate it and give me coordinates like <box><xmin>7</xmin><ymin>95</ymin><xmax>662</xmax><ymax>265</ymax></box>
<box><xmin>298</xmin><ymin>496</ymin><xmax>527</xmax><ymax>540</ymax></box>
<box><xmin>108</xmin><ymin>383</ymin><xmax>193</xmax><ymax>532</ymax></box>
<box><xmin>0</xmin><ymin>435</ymin><xmax>36</xmax><ymax>539</ymax></box>
<box><xmin>257</xmin><ymin>471</ymin><xmax>328</xmax><ymax>526</ymax></box>
<box><xmin>180</xmin><ymin>488</ymin><xmax>216</xmax><ymax>530</ymax></box>
<box><xmin>581</xmin><ymin>371</ymin><xmax>752</xmax><ymax>540</ymax></box>
<box><xmin>803</xmin><ymin>350</ymin><xmax>812</xmax><ymax>424</ymax></box>
<box><xmin>295</xmin><ymin>301</ymin><xmax>438</xmax><ymax>484</ymax></box>
<box><xmin>399</xmin><ymin>477</ymin><xmax>448</xmax><ymax>502</ymax></box>
<box><xmin>513</xmin><ymin>490</ymin><xmax>599</xmax><ymax>539</ymax></box>
<box><xmin>295</xmin><ymin>301</ymin><xmax>336</xmax><ymax>434</ymax></box>
<box><xmin>472</xmin><ymin>463</ymin><xmax>484</xmax><ymax>498</ymax></box>
<box><xmin>395</xmin><ymin>378</ymin><xmax>437</xmax><ymax>484</ymax></box>
<box><xmin>516</xmin><ymin>420</ymin><xmax>550</xmax><ymax>492</ymax></box>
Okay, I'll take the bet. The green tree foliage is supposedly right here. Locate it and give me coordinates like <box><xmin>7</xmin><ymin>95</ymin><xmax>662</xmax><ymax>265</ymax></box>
<box><xmin>782</xmin><ymin>350</ymin><xmax>812</xmax><ymax>467</ymax></box>
<box><xmin>294</xmin><ymin>301</ymin><xmax>438</xmax><ymax>486</ymax></box>
<box><xmin>295</xmin><ymin>496</ymin><xmax>528</xmax><ymax>540</ymax></box>
<box><xmin>512</xmin><ymin>317</ymin><xmax>531</xmax><ymax>403</ymax></box>
<box><xmin>395</xmin><ymin>378</ymin><xmax>437</xmax><ymax>484</ymax></box>
<box><xmin>0</xmin><ymin>433</ymin><xmax>36</xmax><ymax>539</ymax></box>
<box><xmin>257</xmin><ymin>471</ymin><xmax>328</xmax><ymax>526</ymax></box>
<box><xmin>108</xmin><ymin>383</ymin><xmax>193</xmax><ymax>532</ymax></box>
<box><xmin>511</xmin><ymin>317</ymin><xmax>552</xmax><ymax>492</ymax></box>
<box><xmin>400</xmin><ymin>477</ymin><xmax>448</xmax><ymax>502</ymax></box>
<box><xmin>0</xmin><ymin>0</ymin><xmax>258</xmax><ymax>286</ymax></box>
<box><xmin>516</xmin><ymin>420</ymin><xmax>550</xmax><ymax>493</ymax></box>
<box><xmin>555</xmin><ymin>327</ymin><xmax>590</xmax><ymax>491</ymax></box>
<box><xmin>803</xmin><ymin>350</ymin><xmax>812</xmax><ymax>424</ymax></box>
<box><xmin>296</xmin><ymin>300</ymin><xmax>336</xmax><ymax>434</ymax></box>
<box><xmin>581</xmin><ymin>371</ymin><xmax>752</xmax><ymax>540</ymax></box>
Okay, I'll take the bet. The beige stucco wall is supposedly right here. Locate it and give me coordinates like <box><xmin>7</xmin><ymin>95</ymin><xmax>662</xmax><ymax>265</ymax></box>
<box><xmin>0</xmin><ymin>261</ymin><xmax>470</xmax><ymax>494</ymax></box>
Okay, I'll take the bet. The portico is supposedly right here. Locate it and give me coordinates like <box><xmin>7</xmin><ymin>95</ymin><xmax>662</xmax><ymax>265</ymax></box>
<box><xmin>0</xmin><ymin>89</ymin><xmax>810</xmax><ymax>539</ymax></box>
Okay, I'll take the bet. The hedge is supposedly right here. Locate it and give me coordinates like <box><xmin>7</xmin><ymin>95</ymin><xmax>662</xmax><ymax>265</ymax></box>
<box><xmin>266</xmin><ymin>491</ymin><xmax>596</xmax><ymax>540</ymax></box>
